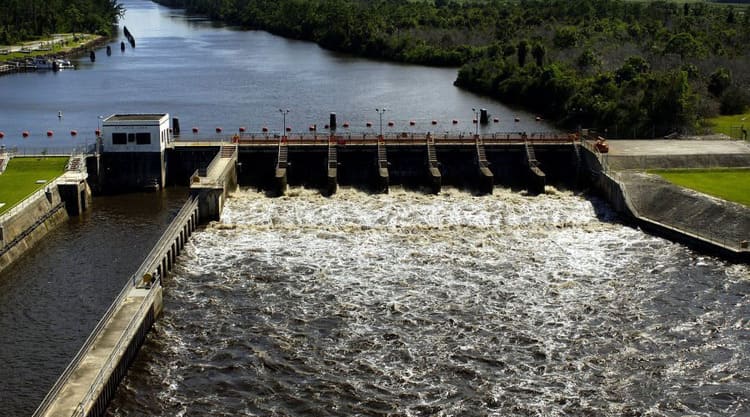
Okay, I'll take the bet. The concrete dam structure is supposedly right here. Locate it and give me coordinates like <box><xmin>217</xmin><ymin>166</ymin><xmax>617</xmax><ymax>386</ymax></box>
<box><xmin>28</xmin><ymin>113</ymin><xmax>586</xmax><ymax>417</ymax></box>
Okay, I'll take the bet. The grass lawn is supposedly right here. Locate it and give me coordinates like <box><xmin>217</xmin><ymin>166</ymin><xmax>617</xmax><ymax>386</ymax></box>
<box><xmin>0</xmin><ymin>34</ymin><xmax>100</xmax><ymax>63</ymax></box>
<box><xmin>648</xmin><ymin>168</ymin><xmax>750</xmax><ymax>206</ymax></box>
<box><xmin>705</xmin><ymin>112</ymin><xmax>750</xmax><ymax>139</ymax></box>
<box><xmin>0</xmin><ymin>157</ymin><xmax>68</xmax><ymax>215</ymax></box>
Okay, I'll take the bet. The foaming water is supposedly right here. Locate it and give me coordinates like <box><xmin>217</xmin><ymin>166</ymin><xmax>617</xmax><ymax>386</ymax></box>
<box><xmin>108</xmin><ymin>188</ymin><xmax>749</xmax><ymax>417</ymax></box>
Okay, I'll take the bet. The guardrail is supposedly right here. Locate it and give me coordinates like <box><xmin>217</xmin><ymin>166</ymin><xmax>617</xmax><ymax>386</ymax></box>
<box><xmin>174</xmin><ymin>131</ymin><xmax>574</xmax><ymax>145</ymax></box>
<box><xmin>131</xmin><ymin>196</ymin><xmax>199</xmax><ymax>286</ymax></box>
<box><xmin>1</xmin><ymin>146</ymin><xmax>90</xmax><ymax>157</ymax></box>
<box><xmin>0</xmin><ymin>178</ymin><xmax>60</xmax><ymax>225</ymax></box>
<box><xmin>32</xmin><ymin>196</ymin><xmax>200</xmax><ymax>417</ymax></box>
<box><xmin>190</xmin><ymin>145</ymin><xmax>237</xmax><ymax>187</ymax></box>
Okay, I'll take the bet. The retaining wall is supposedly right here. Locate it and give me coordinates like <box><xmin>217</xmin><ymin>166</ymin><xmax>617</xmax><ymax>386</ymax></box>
<box><xmin>582</xmin><ymin>146</ymin><xmax>749</xmax><ymax>262</ymax></box>
<box><xmin>0</xmin><ymin>186</ymin><xmax>69</xmax><ymax>274</ymax></box>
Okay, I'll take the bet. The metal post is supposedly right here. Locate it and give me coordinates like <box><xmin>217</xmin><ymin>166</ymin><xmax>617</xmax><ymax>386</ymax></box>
<box><xmin>472</xmin><ymin>108</ymin><xmax>480</xmax><ymax>137</ymax></box>
<box><xmin>279</xmin><ymin>108</ymin><xmax>289</xmax><ymax>140</ymax></box>
<box><xmin>376</xmin><ymin>108</ymin><xmax>387</xmax><ymax>139</ymax></box>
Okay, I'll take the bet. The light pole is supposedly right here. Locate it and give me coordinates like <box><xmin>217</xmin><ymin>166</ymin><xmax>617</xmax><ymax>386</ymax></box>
<box><xmin>375</xmin><ymin>108</ymin><xmax>387</xmax><ymax>139</ymax></box>
<box><xmin>472</xmin><ymin>108</ymin><xmax>480</xmax><ymax>137</ymax></box>
<box><xmin>279</xmin><ymin>108</ymin><xmax>289</xmax><ymax>139</ymax></box>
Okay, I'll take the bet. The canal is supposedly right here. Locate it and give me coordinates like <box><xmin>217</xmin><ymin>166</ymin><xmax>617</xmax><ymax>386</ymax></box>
<box><xmin>0</xmin><ymin>1</ymin><xmax>747</xmax><ymax>417</ymax></box>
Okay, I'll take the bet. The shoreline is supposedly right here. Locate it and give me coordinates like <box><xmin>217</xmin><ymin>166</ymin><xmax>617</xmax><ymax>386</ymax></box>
<box><xmin>0</xmin><ymin>35</ymin><xmax>109</xmax><ymax>76</ymax></box>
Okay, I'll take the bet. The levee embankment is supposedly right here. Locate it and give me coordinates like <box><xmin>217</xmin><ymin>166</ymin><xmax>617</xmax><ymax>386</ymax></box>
<box><xmin>583</xmin><ymin>139</ymin><xmax>750</xmax><ymax>262</ymax></box>
<box><xmin>0</xmin><ymin>184</ymin><xmax>69</xmax><ymax>273</ymax></box>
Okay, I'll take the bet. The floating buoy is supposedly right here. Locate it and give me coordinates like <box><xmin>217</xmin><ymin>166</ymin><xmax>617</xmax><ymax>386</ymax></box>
<box><xmin>452</xmin><ymin>119</ymin><xmax>458</xmax><ymax>124</ymax></box>
<box><xmin>472</xmin><ymin>119</ymin><xmax>477</xmax><ymax>124</ymax></box>
<box><xmin>409</xmin><ymin>120</ymin><xmax>416</xmax><ymax>126</ymax></box>
<box><xmin>343</xmin><ymin>122</ymin><xmax>350</xmax><ymax>128</ymax></box>
<box><xmin>286</xmin><ymin>127</ymin><xmax>292</xmax><ymax>132</ymax></box>
<box><xmin>215</xmin><ymin>127</ymin><xmax>222</xmax><ymax>133</ymax></box>
<box><xmin>22</xmin><ymin>131</ymin><xmax>29</xmax><ymax>138</ymax></box>
<box><xmin>70</xmin><ymin>130</ymin><xmax>78</xmax><ymax>136</ymax></box>
<box><xmin>106</xmin><ymin>45</ymin><xmax>112</xmax><ymax>56</ymax></box>
<box><xmin>239</xmin><ymin>126</ymin><xmax>246</xmax><ymax>133</ymax></box>
<box><xmin>493</xmin><ymin>118</ymin><xmax>499</xmax><ymax>123</ymax></box>
<box><xmin>535</xmin><ymin>116</ymin><xmax>542</xmax><ymax>121</ymax></box>
<box><xmin>262</xmin><ymin>127</ymin><xmax>268</xmax><ymax>133</ymax></box>
<box><xmin>95</xmin><ymin>129</ymin><xmax>101</xmax><ymax>137</ymax></box>
<box><xmin>58</xmin><ymin>111</ymin><xmax>62</xmax><ymax>118</ymax></box>
<box><xmin>47</xmin><ymin>130</ymin><xmax>54</xmax><ymax>137</ymax></box>
<box><xmin>387</xmin><ymin>121</ymin><xmax>394</xmax><ymax>127</ymax></box>
<box><xmin>366</xmin><ymin>122</ymin><xmax>372</xmax><ymax>128</ymax></box>
<box><xmin>309</xmin><ymin>125</ymin><xmax>315</xmax><ymax>131</ymax></box>
<box><xmin>0</xmin><ymin>132</ymin><xmax>4</xmax><ymax>139</ymax></box>
<box><xmin>514</xmin><ymin>117</ymin><xmax>520</xmax><ymax>122</ymax></box>
<box><xmin>324</xmin><ymin>124</ymin><xmax>330</xmax><ymax>129</ymax></box>
<box><xmin>431</xmin><ymin>120</ymin><xmax>437</xmax><ymax>125</ymax></box>
<box><xmin>192</xmin><ymin>127</ymin><xmax>199</xmax><ymax>134</ymax></box>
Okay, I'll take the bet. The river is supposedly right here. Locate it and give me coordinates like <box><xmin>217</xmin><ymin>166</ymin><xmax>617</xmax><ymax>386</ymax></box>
<box><xmin>106</xmin><ymin>188</ymin><xmax>749</xmax><ymax>417</ymax></box>
<box><xmin>0</xmin><ymin>1</ymin><xmax>747</xmax><ymax>416</ymax></box>
<box><xmin>0</xmin><ymin>0</ymin><xmax>548</xmax><ymax>150</ymax></box>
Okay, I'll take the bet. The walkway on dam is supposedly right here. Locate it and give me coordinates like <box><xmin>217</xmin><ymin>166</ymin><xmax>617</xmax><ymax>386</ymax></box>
<box><xmin>36</xmin><ymin>288</ymin><xmax>150</xmax><ymax>417</ymax></box>
<box><xmin>604</xmin><ymin>139</ymin><xmax>750</xmax><ymax>170</ymax></box>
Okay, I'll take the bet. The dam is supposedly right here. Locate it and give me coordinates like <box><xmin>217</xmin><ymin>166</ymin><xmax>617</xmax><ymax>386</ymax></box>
<box><xmin>0</xmin><ymin>110</ymin><xmax>744</xmax><ymax>417</ymax></box>
<box><xmin>20</xmin><ymin>111</ymin><xmax>583</xmax><ymax>417</ymax></box>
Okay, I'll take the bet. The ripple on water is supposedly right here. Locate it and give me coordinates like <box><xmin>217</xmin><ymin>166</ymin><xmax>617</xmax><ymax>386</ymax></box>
<box><xmin>108</xmin><ymin>187</ymin><xmax>750</xmax><ymax>417</ymax></box>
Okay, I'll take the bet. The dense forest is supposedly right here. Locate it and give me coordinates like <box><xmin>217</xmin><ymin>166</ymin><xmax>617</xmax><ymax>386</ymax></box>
<box><xmin>152</xmin><ymin>1</ymin><xmax>750</xmax><ymax>135</ymax></box>
<box><xmin>0</xmin><ymin>0</ymin><xmax>123</xmax><ymax>44</ymax></box>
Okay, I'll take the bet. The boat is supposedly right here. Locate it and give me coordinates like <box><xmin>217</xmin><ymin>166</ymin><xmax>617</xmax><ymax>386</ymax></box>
<box><xmin>53</xmin><ymin>59</ymin><xmax>74</xmax><ymax>70</ymax></box>
<box><xmin>32</xmin><ymin>57</ymin><xmax>54</xmax><ymax>70</ymax></box>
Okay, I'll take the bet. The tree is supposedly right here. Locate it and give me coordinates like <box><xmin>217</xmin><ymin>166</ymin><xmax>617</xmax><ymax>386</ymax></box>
<box><xmin>517</xmin><ymin>39</ymin><xmax>528</xmax><ymax>67</ymax></box>
<box><xmin>708</xmin><ymin>68</ymin><xmax>731</xmax><ymax>97</ymax></box>
<box><xmin>531</xmin><ymin>43</ymin><xmax>545</xmax><ymax>66</ymax></box>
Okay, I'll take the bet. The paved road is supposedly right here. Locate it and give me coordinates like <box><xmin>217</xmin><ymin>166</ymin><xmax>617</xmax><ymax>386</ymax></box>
<box><xmin>1</xmin><ymin>34</ymin><xmax>75</xmax><ymax>54</ymax></box>
<box><xmin>607</xmin><ymin>139</ymin><xmax>750</xmax><ymax>156</ymax></box>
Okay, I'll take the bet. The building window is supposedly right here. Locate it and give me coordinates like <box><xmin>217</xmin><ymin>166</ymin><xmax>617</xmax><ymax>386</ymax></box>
<box><xmin>136</xmin><ymin>133</ymin><xmax>151</xmax><ymax>145</ymax></box>
<box><xmin>112</xmin><ymin>133</ymin><xmax>127</xmax><ymax>145</ymax></box>
<box><xmin>128</xmin><ymin>133</ymin><xmax>135</xmax><ymax>143</ymax></box>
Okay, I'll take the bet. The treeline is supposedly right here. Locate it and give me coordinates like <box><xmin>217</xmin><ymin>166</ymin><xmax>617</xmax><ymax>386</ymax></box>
<box><xmin>0</xmin><ymin>0</ymin><xmax>123</xmax><ymax>44</ymax></box>
<box><xmin>154</xmin><ymin>0</ymin><xmax>750</xmax><ymax>136</ymax></box>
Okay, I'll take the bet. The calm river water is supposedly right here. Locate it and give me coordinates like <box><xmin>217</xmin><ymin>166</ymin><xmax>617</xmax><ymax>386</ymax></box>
<box><xmin>0</xmin><ymin>1</ymin><xmax>748</xmax><ymax>417</ymax></box>
<box><xmin>0</xmin><ymin>0</ymin><xmax>546</xmax><ymax>149</ymax></box>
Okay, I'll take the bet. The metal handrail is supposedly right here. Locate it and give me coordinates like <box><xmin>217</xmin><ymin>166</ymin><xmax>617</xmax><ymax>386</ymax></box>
<box><xmin>0</xmin><ymin>177</ymin><xmax>61</xmax><ymax>225</ymax></box>
<box><xmin>132</xmin><ymin>196</ymin><xmax>199</xmax><ymax>285</ymax></box>
<box><xmin>72</xmin><ymin>286</ymin><xmax>159</xmax><ymax>417</ymax></box>
<box><xmin>32</xmin><ymin>197</ymin><xmax>199</xmax><ymax>417</ymax></box>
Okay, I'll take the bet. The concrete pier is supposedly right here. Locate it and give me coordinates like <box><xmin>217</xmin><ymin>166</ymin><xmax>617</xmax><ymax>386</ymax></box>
<box><xmin>190</xmin><ymin>144</ymin><xmax>238</xmax><ymax>222</ymax></box>
<box><xmin>33</xmin><ymin>197</ymin><xmax>202</xmax><ymax>417</ymax></box>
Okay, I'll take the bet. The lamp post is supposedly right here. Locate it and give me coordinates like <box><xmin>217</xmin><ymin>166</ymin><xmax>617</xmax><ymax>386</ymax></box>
<box><xmin>375</xmin><ymin>108</ymin><xmax>387</xmax><ymax>139</ymax></box>
<box><xmin>472</xmin><ymin>108</ymin><xmax>480</xmax><ymax>137</ymax></box>
<box><xmin>279</xmin><ymin>108</ymin><xmax>289</xmax><ymax>139</ymax></box>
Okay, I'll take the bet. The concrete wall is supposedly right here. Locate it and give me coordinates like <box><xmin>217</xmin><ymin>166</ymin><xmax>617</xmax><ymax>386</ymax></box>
<box><xmin>231</xmin><ymin>144</ymin><xmax>580</xmax><ymax>193</ymax></box>
<box><xmin>99</xmin><ymin>152</ymin><xmax>165</xmax><ymax>192</ymax></box>
<box><xmin>0</xmin><ymin>187</ymin><xmax>69</xmax><ymax>274</ymax></box>
<box><xmin>607</xmin><ymin>153</ymin><xmax>750</xmax><ymax>171</ymax></box>
<box><xmin>582</xmin><ymin>146</ymin><xmax>749</xmax><ymax>262</ymax></box>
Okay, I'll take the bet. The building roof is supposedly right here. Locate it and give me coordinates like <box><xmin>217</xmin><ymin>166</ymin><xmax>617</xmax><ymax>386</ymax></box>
<box><xmin>104</xmin><ymin>114</ymin><xmax>168</xmax><ymax>122</ymax></box>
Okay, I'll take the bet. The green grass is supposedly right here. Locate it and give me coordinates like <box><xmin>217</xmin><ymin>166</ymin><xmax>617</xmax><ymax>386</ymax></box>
<box><xmin>0</xmin><ymin>34</ymin><xmax>100</xmax><ymax>63</ymax></box>
<box><xmin>705</xmin><ymin>112</ymin><xmax>750</xmax><ymax>139</ymax></box>
<box><xmin>648</xmin><ymin>168</ymin><xmax>750</xmax><ymax>206</ymax></box>
<box><xmin>0</xmin><ymin>157</ymin><xmax>68</xmax><ymax>215</ymax></box>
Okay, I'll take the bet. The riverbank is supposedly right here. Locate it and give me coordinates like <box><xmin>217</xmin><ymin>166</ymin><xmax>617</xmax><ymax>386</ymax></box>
<box><xmin>0</xmin><ymin>34</ymin><xmax>108</xmax><ymax>76</ymax></box>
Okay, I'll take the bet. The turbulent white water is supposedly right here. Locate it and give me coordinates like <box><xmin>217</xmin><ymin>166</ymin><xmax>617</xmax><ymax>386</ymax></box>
<box><xmin>109</xmin><ymin>187</ymin><xmax>749</xmax><ymax>417</ymax></box>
